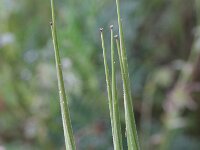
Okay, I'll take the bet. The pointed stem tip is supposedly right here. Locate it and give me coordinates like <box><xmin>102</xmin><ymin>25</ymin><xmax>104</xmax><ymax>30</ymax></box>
<box><xmin>110</xmin><ymin>25</ymin><xmax>114</xmax><ymax>30</ymax></box>
<box><xmin>114</xmin><ymin>35</ymin><xmax>119</xmax><ymax>39</ymax></box>
<box><xmin>100</xmin><ymin>28</ymin><xmax>104</xmax><ymax>32</ymax></box>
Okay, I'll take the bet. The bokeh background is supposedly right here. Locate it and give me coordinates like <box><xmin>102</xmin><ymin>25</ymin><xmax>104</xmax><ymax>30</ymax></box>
<box><xmin>1</xmin><ymin>0</ymin><xmax>200</xmax><ymax>149</ymax></box>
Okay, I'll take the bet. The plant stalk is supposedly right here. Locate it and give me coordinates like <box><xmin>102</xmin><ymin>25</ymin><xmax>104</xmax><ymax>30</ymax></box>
<box><xmin>110</xmin><ymin>26</ymin><xmax>123</xmax><ymax>150</ymax></box>
<box><xmin>50</xmin><ymin>0</ymin><xmax>76</xmax><ymax>149</ymax></box>
<box><xmin>100</xmin><ymin>28</ymin><xmax>115</xmax><ymax>146</ymax></box>
<box><xmin>115</xmin><ymin>0</ymin><xmax>140</xmax><ymax>149</ymax></box>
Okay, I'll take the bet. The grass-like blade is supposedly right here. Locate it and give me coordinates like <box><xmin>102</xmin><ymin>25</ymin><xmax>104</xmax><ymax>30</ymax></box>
<box><xmin>110</xmin><ymin>26</ymin><xmax>123</xmax><ymax>150</ymax></box>
<box><xmin>100</xmin><ymin>27</ymin><xmax>123</xmax><ymax>150</ymax></box>
<box><xmin>50</xmin><ymin>0</ymin><xmax>76</xmax><ymax>149</ymax></box>
<box><xmin>115</xmin><ymin>0</ymin><xmax>140</xmax><ymax>149</ymax></box>
<box><xmin>100</xmin><ymin>28</ymin><xmax>115</xmax><ymax>146</ymax></box>
<box><xmin>114</xmin><ymin>35</ymin><xmax>124</xmax><ymax>77</ymax></box>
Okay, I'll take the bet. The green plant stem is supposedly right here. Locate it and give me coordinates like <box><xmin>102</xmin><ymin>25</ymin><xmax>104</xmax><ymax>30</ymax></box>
<box><xmin>100</xmin><ymin>28</ymin><xmax>115</xmax><ymax>145</ymax></box>
<box><xmin>101</xmin><ymin>28</ymin><xmax>123</xmax><ymax>150</ymax></box>
<box><xmin>115</xmin><ymin>36</ymin><xmax>124</xmax><ymax>77</ymax></box>
<box><xmin>50</xmin><ymin>0</ymin><xmax>76</xmax><ymax>149</ymax></box>
<box><xmin>110</xmin><ymin>26</ymin><xmax>123</xmax><ymax>150</ymax></box>
<box><xmin>115</xmin><ymin>0</ymin><xmax>140</xmax><ymax>149</ymax></box>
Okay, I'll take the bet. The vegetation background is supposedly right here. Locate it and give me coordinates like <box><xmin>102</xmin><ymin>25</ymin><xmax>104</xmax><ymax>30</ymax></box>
<box><xmin>0</xmin><ymin>0</ymin><xmax>200</xmax><ymax>149</ymax></box>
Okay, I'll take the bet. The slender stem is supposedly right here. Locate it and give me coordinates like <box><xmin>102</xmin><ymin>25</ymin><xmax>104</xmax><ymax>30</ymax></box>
<box><xmin>110</xmin><ymin>26</ymin><xmax>123</xmax><ymax>150</ymax></box>
<box><xmin>50</xmin><ymin>0</ymin><xmax>76</xmax><ymax>149</ymax></box>
<box><xmin>100</xmin><ymin>28</ymin><xmax>115</xmax><ymax>146</ymax></box>
<box><xmin>115</xmin><ymin>0</ymin><xmax>140</xmax><ymax>149</ymax></box>
<box><xmin>115</xmin><ymin>35</ymin><xmax>124</xmax><ymax>77</ymax></box>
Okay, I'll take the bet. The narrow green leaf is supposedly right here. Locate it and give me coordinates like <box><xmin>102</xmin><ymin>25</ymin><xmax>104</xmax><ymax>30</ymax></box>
<box><xmin>115</xmin><ymin>35</ymin><xmax>124</xmax><ymax>77</ymax></box>
<box><xmin>115</xmin><ymin>0</ymin><xmax>140</xmax><ymax>149</ymax></box>
<box><xmin>100</xmin><ymin>27</ymin><xmax>123</xmax><ymax>150</ymax></box>
<box><xmin>100</xmin><ymin>28</ymin><xmax>114</xmax><ymax>144</ymax></box>
<box><xmin>50</xmin><ymin>0</ymin><xmax>76</xmax><ymax>149</ymax></box>
<box><xmin>110</xmin><ymin>26</ymin><xmax>123</xmax><ymax>150</ymax></box>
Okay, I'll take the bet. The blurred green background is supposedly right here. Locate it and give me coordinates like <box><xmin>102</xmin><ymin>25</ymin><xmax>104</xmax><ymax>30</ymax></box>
<box><xmin>0</xmin><ymin>0</ymin><xmax>200</xmax><ymax>149</ymax></box>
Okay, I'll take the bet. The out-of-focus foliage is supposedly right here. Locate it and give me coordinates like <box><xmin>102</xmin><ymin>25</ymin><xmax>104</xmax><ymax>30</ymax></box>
<box><xmin>0</xmin><ymin>0</ymin><xmax>200</xmax><ymax>149</ymax></box>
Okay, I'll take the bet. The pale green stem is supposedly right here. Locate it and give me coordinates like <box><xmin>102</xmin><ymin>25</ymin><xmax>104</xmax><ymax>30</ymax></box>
<box><xmin>115</xmin><ymin>0</ymin><xmax>140</xmax><ymax>149</ymax></box>
<box><xmin>110</xmin><ymin>26</ymin><xmax>123</xmax><ymax>150</ymax></box>
<box><xmin>115</xmin><ymin>35</ymin><xmax>124</xmax><ymax>77</ymax></box>
<box><xmin>100</xmin><ymin>28</ymin><xmax>115</xmax><ymax>146</ymax></box>
<box><xmin>50</xmin><ymin>0</ymin><xmax>76</xmax><ymax>149</ymax></box>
